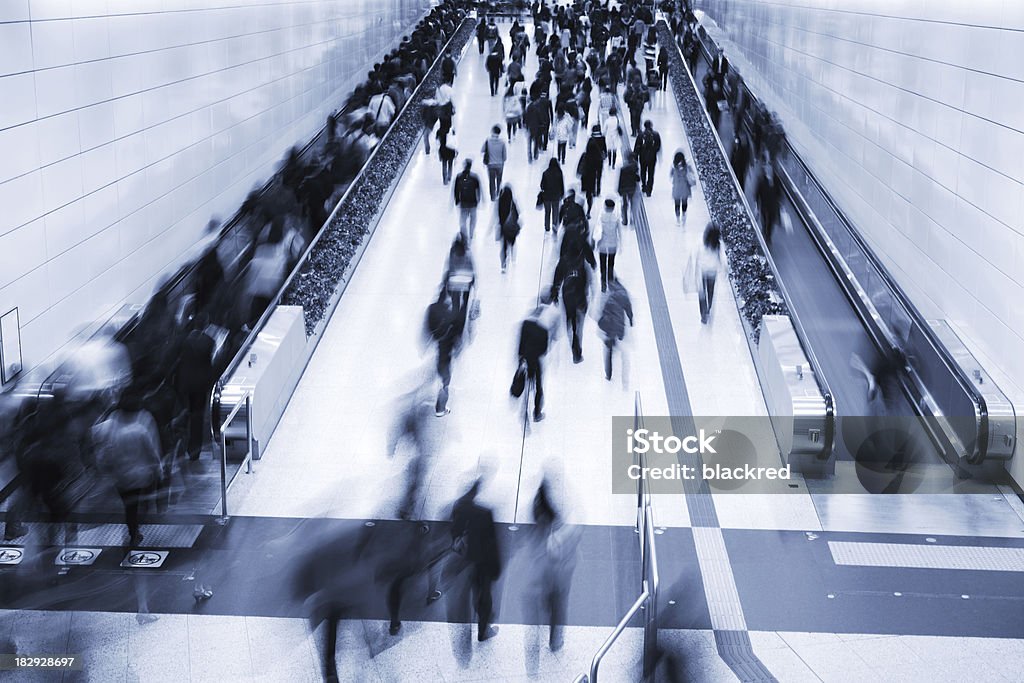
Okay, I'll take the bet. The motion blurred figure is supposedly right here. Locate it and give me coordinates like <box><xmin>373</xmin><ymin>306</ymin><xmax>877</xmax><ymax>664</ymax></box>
<box><xmin>496</xmin><ymin>185</ymin><xmax>521</xmax><ymax>273</ymax></box>
<box><xmin>598</xmin><ymin>279</ymin><xmax>634</xmax><ymax>382</ymax></box>
<box><xmin>687</xmin><ymin>222</ymin><xmax>723</xmax><ymax>325</ymax></box>
<box><xmin>293</xmin><ymin>525</ymin><xmax>376</xmax><ymax>683</ymax></box>
<box><xmin>551</xmin><ymin>225</ymin><xmax>596</xmax><ymax>363</ymax></box>
<box><xmin>444</xmin><ymin>479</ymin><xmax>502</xmax><ymax>645</ymax></box>
<box><xmin>524</xmin><ymin>480</ymin><xmax>580</xmax><ymax>675</ymax></box>
<box><xmin>453</xmin><ymin>159</ymin><xmax>483</xmax><ymax>242</ymax></box>
<box><xmin>425</xmin><ymin>286</ymin><xmax>463</xmax><ymax>417</ymax></box>
<box><xmin>516</xmin><ymin>298</ymin><xmax>558</xmax><ymax>423</ymax></box>
<box><xmin>176</xmin><ymin>313</ymin><xmax>215</xmax><ymax>461</ymax></box>
<box><xmin>445</xmin><ymin>234</ymin><xmax>476</xmax><ymax>318</ymax></box>
<box><xmin>388</xmin><ymin>382</ymin><xmax>438</xmax><ymax>520</ymax></box>
<box><xmin>91</xmin><ymin>390</ymin><xmax>164</xmax><ymax>547</ymax></box>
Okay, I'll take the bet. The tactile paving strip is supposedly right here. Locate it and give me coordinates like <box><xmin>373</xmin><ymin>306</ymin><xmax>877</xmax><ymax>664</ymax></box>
<box><xmin>829</xmin><ymin>541</ymin><xmax>1024</xmax><ymax>572</ymax></box>
<box><xmin>2</xmin><ymin>523</ymin><xmax>202</xmax><ymax>548</ymax></box>
<box><xmin>692</xmin><ymin>527</ymin><xmax>748</xmax><ymax>632</ymax></box>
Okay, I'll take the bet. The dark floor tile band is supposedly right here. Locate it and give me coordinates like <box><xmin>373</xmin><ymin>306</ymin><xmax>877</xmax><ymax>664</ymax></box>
<box><xmin>630</xmin><ymin>192</ymin><xmax>717</xmax><ymax>527</ymax></box>
<box><xmin>630</xmin><ymin>151</ymin><xmax>777</xmax><ymax>683</ymax></box>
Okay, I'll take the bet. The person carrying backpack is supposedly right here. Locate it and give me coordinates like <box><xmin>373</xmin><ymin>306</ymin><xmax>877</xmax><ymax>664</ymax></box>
<box><xmin>453</xmin><ymin>159</ymin><xmax>482</xmax><ymax>242</ymax></box>
<box><xmin>551</xmin><ymin>230</ymin><xmax>596</xmax><ymax>363</ymax></box>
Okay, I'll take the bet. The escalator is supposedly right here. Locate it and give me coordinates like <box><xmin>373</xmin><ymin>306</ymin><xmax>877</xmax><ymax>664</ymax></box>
<box><xmin>683</xmin><ymin>24</ymin><xmax>1016</xmax><ymax>488</ymax></box>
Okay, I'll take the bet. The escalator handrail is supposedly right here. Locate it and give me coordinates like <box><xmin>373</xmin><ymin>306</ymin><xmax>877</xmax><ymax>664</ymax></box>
<box><xmin>778</xmin><ymin>140</ymin><xmax>988</xmax><ymax>462</ymax></box>
<box><xmin>210</xmin><ymin>15</ymin><xmax>477</xmax><ymax>437</ymax></box>
<box><xmin>692</xmin><ymin>25</ymin><xmax>992</xmax><ymax>463</ymax></box>
<box><xmin>668</xmin><ymin>21</ymin><xmax>836</xmax><ymax>459</ymax></box>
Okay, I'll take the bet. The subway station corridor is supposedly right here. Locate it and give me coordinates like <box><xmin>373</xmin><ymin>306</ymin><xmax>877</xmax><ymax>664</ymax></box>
<box><xmin>1</xmin><ymin>1</ymin><xmax>1023</xmax><ymax>681</ymax></box>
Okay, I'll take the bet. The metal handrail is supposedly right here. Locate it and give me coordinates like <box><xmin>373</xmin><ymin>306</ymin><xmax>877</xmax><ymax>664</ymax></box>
<box><xmin>584</xmin><ymin>585</ymin><xmax>651</xmax><ymax>683</ymax></box>
<box><xmin>576</xmin><ymin>393</ymin><xmax>659</xmax><ymax>683</ymax></box>
<box><xmin>776</xmin><ymin>142</ymin><xmax>989</xmax><ymax>459</ymax></box>
<box><xmin>217</xmin><ymin>387</ymin><xmax>253</xmax><ymax>519</ymax></box>
<box><xmin>667</xmin><ymin>20</ymin><xmax>836</xmax><ymax>460</ymax></box>
<box><xmin>210</xmin><ymin>16</ymin><xmax>476</xmax><ymax>441</ymax></box>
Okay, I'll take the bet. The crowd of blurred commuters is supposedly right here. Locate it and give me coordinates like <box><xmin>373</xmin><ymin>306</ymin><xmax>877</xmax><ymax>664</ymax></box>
<box><xmin>0</xmin><ymin>1</ymin><xmax>471</xmax><ymax>550</ymax></box>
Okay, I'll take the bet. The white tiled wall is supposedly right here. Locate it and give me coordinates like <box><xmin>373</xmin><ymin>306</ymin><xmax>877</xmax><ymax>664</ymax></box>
<box><xmin>695</xmin><ymin>0</ymin><xmax>1024</xmax><ymax>403</ymax></box>
<box><xmin>0</xmin><ymin>0</ymin><xmax>430</xmax><ymax>376</ymax></box>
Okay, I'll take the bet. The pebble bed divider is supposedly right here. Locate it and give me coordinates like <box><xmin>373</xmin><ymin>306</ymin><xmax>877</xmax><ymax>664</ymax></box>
<box><xmin>657</xmin><ymin>22</ymin><xmax>786</xmax><ymax>340</ymax></box>
<box><xmin>283</xmin><ymin>19</ymin><xmax>477</xmax><ymax>335</ymax></box>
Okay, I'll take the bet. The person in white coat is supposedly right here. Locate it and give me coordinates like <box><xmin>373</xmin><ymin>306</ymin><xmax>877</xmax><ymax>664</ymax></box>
<box><xmin>602</xmin><ymin>109</ymin><xmax>622</xmax><ymax>169</ymax></box>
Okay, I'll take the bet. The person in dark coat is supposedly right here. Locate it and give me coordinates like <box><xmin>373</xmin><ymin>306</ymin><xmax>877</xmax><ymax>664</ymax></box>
<box><xmin>617</xmin><ymin>152</ymin><xmax>639</xmax><ymax>225</ymax></box>
<box><xmin>579</xmin><ymin>125</ymin><xmax>607</xmax><ymax>217</ymax></box>
<box><xmin>540</xmin><ymin>158</ymin><xmax>565</xmax><ymax>232</ymax></box>
<box><xmin>598</xmin><ymin>279</ymin><xmax>634</xmax><ymax>381</ymax></box>
<box><xmin>756</xmin><ymin>159</ymin><xmax>781</xmax><ymax>245</ymax></box>
<box><xmin>633</xmin><ymin>120</ymin><xmax>662</xmax><ymax>196</ymax></box>
<box><xmin>517</xmin><ymin>300</ymin><xmax>556</xmax><ymax>422</ymax></box>
<box><xmin>446</xmin><ymin>480</ymin><xmax>502</xmax><ymax>641</ymax></box>
<box><xmin>551</xmin><ymin>231</ymin><xmax>596</xmax><ymax>363</ymax></box>
<box><xmin>485</xmin><ymin>47</ymin><xmax>504</xmax><ymax>96</ymax></box>
<box><xmin>731</xmin><ymin>132</ymin><xmax>751</xmax><ymax>189</ymax></box>
<box><xmin>496</xmin><ymin>185</ymin><xmax>520</xmax><ymax>272</ymax></box>
<box><xmin>476</xmin><ymin>18</ymin><xmax>488</xmax><ymax>54</ymax></box>
<box><xmin>175</xmin><ymin>314</ymin><xmax>215</xmax><ymax>460</ymax></box>
<box><xmin>559</xmin><ymin>189</ymin><xmax>587</xmax><ymax>234</ymax></box>
<box><xmin>426</xmin><ymin>287</ymin><xmax>462</xmax><ymax>417</ymax></box>
<box><xmin>523</xmin><ymin>97</ymin><xmax>545</xmax><ymax>164</ymax></box>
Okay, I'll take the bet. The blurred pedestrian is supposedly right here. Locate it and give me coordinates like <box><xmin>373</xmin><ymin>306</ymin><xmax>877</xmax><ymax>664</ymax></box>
<box><xmin>176</xmin><ymin>313</ymin><xmax>215</xmax><ymax>461</ymax></box>
<box><xmin>496</xmin><ymin>185</ymin><xmax>521</xmax><ymax>273</ymax></box>
<box><xmin>579</xmin><ymin>125</ymin><xmax>607</xmax><ymax>216</ymax></box>
<box><xmin>658</xmin><ymin>46</ymin><xmax>669</xmax><ymax>90</ymax></box>
<box><xmin>515</xmin><ymin>299</ymin><xmax>558</xmax><ymax>422</ymax></box>
<box><xmin>669</xmin><ymin>150</ymin><xmax>695</xmax><ymax>226</ymax></box>
<box><xmin>425</xmin><ymin>286</ymin><xmax>462</xmax><ymax>417</ymax></box>
<box><xmin>757</xmin><ymin>159</ymin><xmax>781</xmax><ymax>246</ymax></box>
<box><xmin>503</xmin><ymin>83</ymin><xmax>524</xmax><ymax>140</ymax></box>
<box><xmin>524</xmin><ymin>480</ymin><xmax>580</xmax><ymax>670</ymax></box>
<box><xmin>688</xmin><ymin>222</ymin><xmax>722</xmax><ymax>325</ymax></box>
<box><xmin>92</xmin><ymin>390</ymin><xmax>164</xmax><ymax>547</ymax></box>
<box><xmin>633</xmin><ymin>120</ymin><xmax>662</xmax><ymax>196</ymax></box>
<box><xmin>482</xmin><ymin>125</ymin><xmax>508</xmax><ymax>201</ymax></box>
<box><xmin>551</xmin><ymin>229</ymin><xmax>595</xmax><ymax>363</ymax></box>
<box><xmin>555</xmin><ymin>104</ymin><xmax>573</xmax><ymax>164</ymax></box>
<box><xmin>445</xmin><ymin>480</ymin><xmax>502</xmax><ymax>642</ymax></box>
<box><xmin>540</xmin><ymin>158</ymin><xmax>565</xmax><ymax>233</ymax></box>
<box><xmin>445</xmin><ymin>233</ymin><xmax>475</xmax><ymax>317</ymax></box>
<box><xmin>453</xmin><ymin>159</ymin><xmax>482</xmax><ymax>242</ymax></box>
<box><xmin>486</xmin><ymin>46</ymin><xmax>504</xmax><ymax>96</ymax></box>
<box><xmin>595</xmin><ymin>198</ymin><xmax>622</xmax><ymax>292</ymax></box>
<box><xmin>618</xmin><ymin>151</ymin><xmax>639</xmax><ymax>226</ymax></box>
<box><xmin>602</xmin><ymin>109</ymin><xmax>622</xmax><ymax>169</ymax></box>
<box><xmin>388</xmin><ymin>382</ymin><xmax>437</xmax><ymax>520</ymax></box>
<box><xmin>598</xmin><ymin>279</ymin><xmax>634</xmax><ymax>381</ymax></box>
